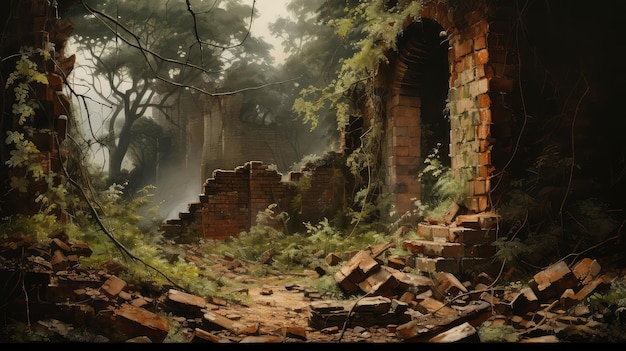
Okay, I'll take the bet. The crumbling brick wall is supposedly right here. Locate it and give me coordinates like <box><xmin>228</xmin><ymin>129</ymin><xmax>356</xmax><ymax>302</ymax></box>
<box><xmin>346</xmin><ymin>0</ymin><xmax>626</xmax><ymax>275</ymax></box>
<box><xmin>175</xmin><ymin>161</ymin><xmax>296</xmax><ymax>240</ymax></box>
<box><xmin>161</xmin><ymin>158</ymin><xmax>352</xmax><ymax>240</ymax></box>
<box><xmin>371</xmin><ymin>0</ymin><xmax>497</xmax><ymax>216</ymax></box>
<box><xmin>374</xmin><ymin>0</ymin><xmax>626</xmax><ymax>216</ymax></box>
<box><xmin>0</xmin><ymin>0</ymin><xmax>75</xmax><ymax>218</ymax></box>
<box><xmin>199</xmin><ymin>164</ymin><xmax>252</xmax><ymax>240</ymax></box>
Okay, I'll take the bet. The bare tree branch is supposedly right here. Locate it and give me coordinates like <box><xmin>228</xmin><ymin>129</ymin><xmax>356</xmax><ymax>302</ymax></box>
<box><xmin>78</xmin><ymin>0</ymin><xmax>297</xmax><ymax>97</ymax></box>
<box><xmin>185</xmin><ymin>0</ymin><xmax>256</xmax><ymax>50</ymax></box>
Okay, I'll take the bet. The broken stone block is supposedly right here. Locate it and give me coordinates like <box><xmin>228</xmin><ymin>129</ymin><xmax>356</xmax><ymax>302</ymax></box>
<box><xmin>357</xmin><ymin>266</ymin><xmax>398</xmax><ymax>297</ymax></box>
<box><xmin>334</xmin><ymin>250</ymin><xmax>381</xmax><ymax>293</ymax></box>
<box><xmin>354</xmin><ymin>296</ymin><xmax>392</xmax><ymax>314</ymax></box>
<box><xmin>101</xmin><ymin>275</ymin><xmax>127</xmax><ymax>298</ymax></box>
<box><xmin>50</xmin><ymin>250</ymin><xmax>70</xmax><ymax>272</ymax></box>
<box><xmin>427</xmin><ymin>321</ymin><xmax>479</xmax><ymax>343</ymax></box>
<box><xmin>414</xmin><ymin>257</ymin><xmax>459</xmax><ymax>275</ymax></box>
<box><xmin>571</xmin><ymin>258</ymin><xmax>601</xmax><ymax>285</ymax></box>
<box><xmin>528</xmin><ymin>261</ymin><xmax>578</xmax><ymax>301</ymax></box>
<box><xmin>434</xmin><ymin>271</ymin><xmax>468</xmax><ymax>299</ymax></box>
<box><xmin>190</xmin><ymin>328</ymin><xmax>234</xmax><ymax>343</ymax></box>
<box><xmin>165</xmin><ymin>289</ymin><xmax>207</xmax><ymax>317</ymax></box>
<box><xmin>110</xmin><ymin>303</ymin><xmax>169</xmax><ymax>343</ymax></box>
<box><xmin>202</xmin><ymin>311</ymin><xmax>249</xmax><ymax>334</ymax></box>
<box><xmin>416</xmin><ymin>297</ymin><xmax>458</xmax><ymax>318</ymax></box>
<box><xmin>325</xmin><ymin>252</ymin><xmax>343</xmax><ymax>266</ymax></box>
<box><xmin>239</xmin><ymin>335</ymin><xmax>284</xmax><ymax>343</ymax></box>
<box><xmin>280</xmin><ymin>325</ymin><xmax>307</xmax><ymax>340</ymax></box>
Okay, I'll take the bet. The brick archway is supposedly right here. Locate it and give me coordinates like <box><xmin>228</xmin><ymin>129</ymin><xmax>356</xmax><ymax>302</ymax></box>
<box><xmin>382</xmin><ymin>18</ymin><xmax>451</xmax><ymax>215</ymax></box>
<box><xmin>380</xmin><ymin>0</ymin><xmax>508</xmax><ymax>216</ymax></box>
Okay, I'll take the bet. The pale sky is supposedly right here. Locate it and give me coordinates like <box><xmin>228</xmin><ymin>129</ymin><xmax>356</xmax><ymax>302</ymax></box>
<box><xmin>249</xmin><ymin>0</ymin><xmax>291</xmax><ymax>65</ymax></box>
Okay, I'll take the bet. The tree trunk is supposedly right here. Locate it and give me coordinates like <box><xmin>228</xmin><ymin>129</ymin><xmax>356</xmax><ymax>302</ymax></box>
<box><xmin>108</xmin><ymin>118</ymin><xmax>135</xmax><ymax>184</ymax></box>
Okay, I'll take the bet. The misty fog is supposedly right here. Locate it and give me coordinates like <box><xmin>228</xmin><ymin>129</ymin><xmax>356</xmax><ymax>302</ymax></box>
<box><xmin>66</xmin><ymin>0</ymin><xmax>333</xmax><ymax>220</ymax></box>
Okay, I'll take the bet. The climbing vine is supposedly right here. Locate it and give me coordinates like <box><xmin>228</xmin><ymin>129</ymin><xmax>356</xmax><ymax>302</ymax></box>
<box><xmin>5</xmin><ymin>47</ymin><xmax>50</xmax><ymax>125</ymax></box>
<box><xmin>293</xmin><ymin>0</ymin><xmax>421</xmax><ymax>133</ymax></box>
<box><xmin>291</xmin><ymin>1</ymin><xmax>426</xmax><ymax>233</ymax></box>
<box><xmin>4</xmin><ymin>47</ymin><xmax>48</xmax><ymax>174</ymax></box>
<box><xmin>2</xmin><ymin>46</ymin><xmax>76</xmax><ymax>223</ymax></box>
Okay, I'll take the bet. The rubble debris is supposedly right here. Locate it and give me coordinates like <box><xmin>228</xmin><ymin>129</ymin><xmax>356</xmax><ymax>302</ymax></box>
<box><xmin>0</xmin><ymin>231</ymin><xmax>623</xmax><ymax>343</ymax></box>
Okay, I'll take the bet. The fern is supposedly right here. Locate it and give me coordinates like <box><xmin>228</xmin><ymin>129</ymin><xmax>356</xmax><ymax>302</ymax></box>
<box><xmin>415</xmin><ymin>144</ymin><xmax>465</xmax><ymax>221</ymax></box>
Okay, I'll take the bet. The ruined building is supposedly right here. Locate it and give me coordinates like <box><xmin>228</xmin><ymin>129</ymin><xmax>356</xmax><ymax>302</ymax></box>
<box><xmin>2</xmin><ymin>1</ymin><xmax>625</xmax><ymax>276</ymax></box>
<box><xmin>163</xmin><ymin>0</ymin><xmax>626</xmax><ymax>274</ymax></box>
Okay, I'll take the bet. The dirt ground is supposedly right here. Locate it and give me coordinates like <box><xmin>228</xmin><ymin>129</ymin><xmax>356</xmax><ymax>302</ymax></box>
<box><xmin>199</xmin><ymin>269</ymin><xmax>403</xmax><ymax>343</ymax></box>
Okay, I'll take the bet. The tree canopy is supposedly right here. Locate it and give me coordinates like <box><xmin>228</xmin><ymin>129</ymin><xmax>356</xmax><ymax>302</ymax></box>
<box><xmin>67</xmin><ymin>0</ymin><xmax>273</xmax><ymax>184</ymax></box>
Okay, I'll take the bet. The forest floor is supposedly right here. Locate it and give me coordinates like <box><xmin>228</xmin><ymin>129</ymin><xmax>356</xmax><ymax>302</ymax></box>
<box><xmin>204</xmin><ymin>271</ymin><xmax>403</xmax><ymax>343</ymax></box>
<box><xmin>2</xmin><ymin>239</ymin><xmax>626</xmax><ymax>343</ymax></box>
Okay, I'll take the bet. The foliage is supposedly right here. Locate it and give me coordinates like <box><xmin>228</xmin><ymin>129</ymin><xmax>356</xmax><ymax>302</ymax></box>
<box><xmin>201</xmin><ymin>205</ymin><xmax>389</xmax><ymax>298</ymax></box>
<box><xmin>342</xmin><ymin>111</ymin><xmax>390</xmax><ymax>234</ymax></box>
<box><xmin>270</xmin><ymin>0</ymin><xmax>350</xmax><ymax>145</ymax></box>
<box><xmin>287</xmin><ymin>1</ymin><xmax>432</xmax><ymax>235</ymax></box>
<box><xmin>162</xmin><ymin>314</ymin><xmax>189</xmax><ymax>343</ymax></box>
<box><xmin>4</xmin><ymin>48</ymin><xmax>50</xmax><ymax>196</ymax></box>
<box><xmin>63</xmin><ymin>180</ymin><xmax>222</xmax><ymax>297</ymax></box>
<box><xmin>290</xmin><ymin>153</ymin><xmax>323</xmax><ymax>171</ymax></box>
<box><xmin>386</xmin><ymin>227</ymin><xmax>421</xmax><ymax>257</ymax></box>
<box><xmin>2</xmin><ymin>47</ymin><xmax>84</xmax><ymax>222</ymax></box>
<box><xmin>1</xmin><ymin>153</ymin><xmax>229</xmax><ymax>316</ymax></box>
<box><xmin>292</xmin><ymin>0</ymin><xmax>421</xmax><ymax>133</ymax></box>
<box><xmin>67</xmin><ymin>0</ymin><xmax>272</xmax><ymax>185</ymax></box>
<box><xmin>310</xmin><ymin>270</ymin><xmax>345</xmax><ymax>297</ymax></box>
<box><xmin>492</xmin><ymin>223</ymin><xmax>562</xmax><ymax>275</ymax></box>
<box><xmin>0</xmin><ymin>213</ymin><xmax>62</xmax><ymax>242</ymax></box>
<box><xmin>493</xmin><ymin>143</ymin><xmax>622</xmax><ymax>269</ymax></box>
<box><xmin>289</xmin><ymin>175</ymin><xmax>310</xmax><ymax>216</ymax></box>
<box><xmin>586</xmin><ymin>276</ymin><xmax>626</xmax><ymax>342</ymax></box>
<box><xmin>3</xmin><ymin>108</ymin><xmax>218</xmax><ymax>301</ymax></box>
<box><xmin>477</xmin><ymin>324</ymin><xmax>520</xmax><ymax>343</ymax></box>
<box><xmin>4</xmin><ymin>47</ymin><xmax>50</xmax><ymax>125</ymax></box>
<box><xmin>414</xmin><ymin>143</ymin><xmax>465</xmax><ymax>222</ymax></box>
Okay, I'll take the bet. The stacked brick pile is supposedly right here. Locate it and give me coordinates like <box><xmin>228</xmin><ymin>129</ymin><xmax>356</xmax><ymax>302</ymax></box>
<box><xmin>403</xmin><ymin>203</ymin><xmax>500</xmax><ymax>276</ymax></box>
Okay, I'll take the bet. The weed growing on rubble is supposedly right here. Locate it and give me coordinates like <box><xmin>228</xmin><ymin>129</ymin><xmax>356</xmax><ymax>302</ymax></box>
<box><xmin>587</xmin><ymin>277</ymin><xmax>626</xmax><ymax>342</ymax></box>
<box><xmin>410</xmin><ymin>144</ymin><xmax>465</xmax><ymax>223</ymax></box>
<box><xmin>492</xmin><ymin>143</ymin><xmax>622</xmax><ymax>271</ymax></box>
<box><xmin>162</xmin><ymin>314</ymin><xmax>189</xmax><ymax>343</ymax></box>
<box><xmin>200</xmin><ymin>206</ymin><xmax>391</xmax><ymax>298</ymax></box>
<box><xmin>476</xmin><ymin>324</ymin><xmax>520</xmax><ymax>343</ymax></box>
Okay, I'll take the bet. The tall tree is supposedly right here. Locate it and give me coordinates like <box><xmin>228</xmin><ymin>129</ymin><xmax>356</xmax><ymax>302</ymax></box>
<box><xmin>67</xmin><ymin>0</ymin><xmax>271</xmax><ymax>184</ymax></box>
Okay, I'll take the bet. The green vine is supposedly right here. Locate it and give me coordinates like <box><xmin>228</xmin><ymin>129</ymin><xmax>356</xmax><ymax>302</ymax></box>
<box><xmin>1</xmin><ymin>46</ymin><xmax>78</xmax><ymax>238</ymax></box>
<box><xmin>4</xmin><ymin>47</ymin><xmax>48</xmax><ymax>186</ymax></box>
<box><xmin>5</xmin><ymin>47</ymin><xmax>50</xmax><ymax>125</ymax></box>
<box><xmin>293</xmin><ymin>0</ymin><xmax>422</xmax><ymax>133</ymax></box>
